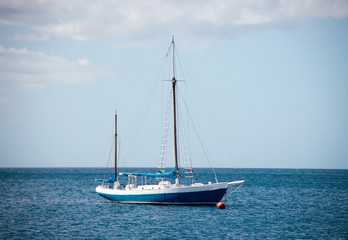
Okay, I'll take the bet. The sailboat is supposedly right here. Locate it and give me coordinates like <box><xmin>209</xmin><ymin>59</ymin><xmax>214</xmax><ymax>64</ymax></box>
<box><xmin>96</xmin><ymin>37</ymin><xmax>244</xmax><ymax>205</ymax></box>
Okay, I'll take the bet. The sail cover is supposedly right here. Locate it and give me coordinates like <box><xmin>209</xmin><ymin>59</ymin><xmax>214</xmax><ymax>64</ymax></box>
<box><xmin>97</xmin><ymin>173</ymin><xmax>117</xmax><ymax>183</ymax></box>
<box><xmin>120</xmin><ymin>168</ymin><xmax>177</xmax><ymax>178</ymax></box>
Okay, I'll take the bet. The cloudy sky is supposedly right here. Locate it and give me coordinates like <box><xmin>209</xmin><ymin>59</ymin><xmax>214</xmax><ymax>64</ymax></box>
<box><xmin>1</xmin><ymin>0</ymin><xmax>348</xmax><ymax>169</ymax></box>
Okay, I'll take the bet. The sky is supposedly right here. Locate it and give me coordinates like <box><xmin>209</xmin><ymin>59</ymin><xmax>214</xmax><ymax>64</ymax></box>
<box><xmin>0</xmin><ymin>0</ymin><xmax>348</xmax><ymax>169</ymax></box>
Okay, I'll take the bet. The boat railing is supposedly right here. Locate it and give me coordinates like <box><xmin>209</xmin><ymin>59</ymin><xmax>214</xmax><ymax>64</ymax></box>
<box><xmin>125</xmin><ymin>175</ymin><xmax>138</xmax><ymax>189</ymax></box>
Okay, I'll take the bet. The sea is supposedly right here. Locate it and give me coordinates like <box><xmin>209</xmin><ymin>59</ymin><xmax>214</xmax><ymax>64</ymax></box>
<box><xmin>0</xmin><ymin>168</ymin><xmax>347</xmax><ymax>239</ymax></box>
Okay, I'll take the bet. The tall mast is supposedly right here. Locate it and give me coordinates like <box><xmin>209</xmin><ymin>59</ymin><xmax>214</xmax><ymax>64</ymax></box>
<box><xmin>114</xmin><ymin>113</ymin><xmax>118</xmax><ymax>179</ymax></box>
<box><xmin>171</xmin><ymin>36</ymin><xmax>179</xmax><ymax>180</ymax></box>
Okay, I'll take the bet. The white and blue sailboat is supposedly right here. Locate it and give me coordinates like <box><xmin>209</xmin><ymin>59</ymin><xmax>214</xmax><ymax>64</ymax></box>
<box><xmin>96</xmin><ymin>37</ymin><xmax>244</xmax><ymax>205</ymax></box>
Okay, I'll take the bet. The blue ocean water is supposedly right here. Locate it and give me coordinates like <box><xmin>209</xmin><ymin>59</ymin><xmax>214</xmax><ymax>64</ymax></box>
<box><xmin>0</xmin><ymin>168</ymin><xmax>347</xmax><ymax>239</ymax></box>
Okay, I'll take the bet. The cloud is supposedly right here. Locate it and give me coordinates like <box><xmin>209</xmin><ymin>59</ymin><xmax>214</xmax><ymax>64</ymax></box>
<box><xmin>1</xmin><ymin>0</ymin><xmax>347</xmax><ymax>41</ymax></box>
<box><xmin>0</xmin><ymin>46</ymin><xmax>102</xmax><ymax>90</ymax></box>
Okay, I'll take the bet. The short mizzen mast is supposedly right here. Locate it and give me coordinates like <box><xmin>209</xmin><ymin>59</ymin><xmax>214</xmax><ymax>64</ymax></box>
<box><xmin>114</xmin><ymin>113</ymin><xmax>118</xmax><ymax>179</ymax></box>
<box><xmin>171</xmin><ymin>36</ymin><xmax>180</xmax><ymax>181</ymax></box>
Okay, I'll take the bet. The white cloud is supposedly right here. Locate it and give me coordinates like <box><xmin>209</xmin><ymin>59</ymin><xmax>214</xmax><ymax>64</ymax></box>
<box><xmin>0</xmin><ymin>46</ymin><xmax>102</xmax><ymax>90</ymax></box>
<box><xmin>0</xmin><ymin>0</ymin><xmax>347</xmax><ymax>41</ymax></box>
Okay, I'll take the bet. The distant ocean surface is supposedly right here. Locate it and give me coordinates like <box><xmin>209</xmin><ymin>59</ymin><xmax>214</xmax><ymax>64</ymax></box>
<box><xmin>0</xmin><ymin>168</ymin><xmax>347</xmax><ymax>239</ymax></box>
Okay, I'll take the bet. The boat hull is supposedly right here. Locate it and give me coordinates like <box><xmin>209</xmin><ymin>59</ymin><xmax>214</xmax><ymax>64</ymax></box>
<box><xmin>96</xmin><ymin>183</ymin><xmax>228</xmax><ymax>205</ymax></box>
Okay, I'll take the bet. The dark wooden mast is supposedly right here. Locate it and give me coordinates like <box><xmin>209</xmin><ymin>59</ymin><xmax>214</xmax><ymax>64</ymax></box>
<box><xmin>114</xmin><ymin>113</ymin><xmax>118</xmax><ymax>179</ymax></box>
<box><xmin>171</xmin><ymin>36</ymin><xmax>179</xmax><ymax>179</ymax></box>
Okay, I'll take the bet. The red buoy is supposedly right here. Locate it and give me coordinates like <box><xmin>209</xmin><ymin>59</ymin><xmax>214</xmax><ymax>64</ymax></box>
<box><xmin>217</xmin><ymin>202</ymin><xmax>226</xmax><ymax>209</ymax></box>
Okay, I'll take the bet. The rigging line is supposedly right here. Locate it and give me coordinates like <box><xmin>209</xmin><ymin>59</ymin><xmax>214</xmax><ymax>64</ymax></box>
<box><xmin>117</xmin><ymin>138</ymin><xmax>124</xmax><ymax>168</ymax></box>
<box><xmin>176</xmin><ymin>91</ymin><xmax>192</xmax><ymax>170</ymax></box>
<box><xmin>101</xmin><ymin>136</ymin><xmax>115</xmax><ymax>182</ymax></box>
<box><xmin>175</xmin><ymin>46</ymin><xmax>214</xmax><ymax>176</ymax></box>
<box><xmin>158</xmin><ymin>84</ymin><xmax>172</xmax><ymax>169</ymax></box>
<box><xmin>113</xmin><ymin>113</ymin><xmax>124</xmax><ymax>169</ymax></box>
<box><xmin>160</xmin><ymin>73</ymin><xmax>165</xmax><ymax>163</ymax></box>
<box><xmin>184</xmin><ymin>82</ymin><xmax>192</xmax><ymax>170</ymax></box>
<box><xmin>180</xmin><ymin>114</ymin><xmax>192</xmax><ymax>170</ymax></box>
<box><xmin>177</xmin><ymin>52</ymin><xmax>240</xmax><ymax>170</ymax></box>
<box><xmin>193</xmin><ymin>80</ymin><xmax>240</xmax><ymax>169</ymax></box>
<box><xmin>177</xmin><ymin>86</ymin><xmax>218</xmax><ymax>183</ymax></box>
<box><xmin>175</xmin><ymin>48</ymin><xmax>196</xmax><ymax>169</ymax></box>
<box><xmin>98</xmin><ymin>120</ymin><xmax>116</xmax><ymax>182</ymax></box>
<box><xmin>98</xmin><ymin>123</ymin><xmax>114</xmax><ymax>168</ymax></box>
<box><xmin>174</xmin><ymin>46</ymin><xmax>187</xmax><ymax>82</ymax></box>
<box><xmin>175</xmin><ymin>51</ymin><xmax>193</xmax><ymax>170</ymax></box>
<box><xmin>119</xmin><ymin>140</ymin><xmax>127</xmax><ymax>169</ymax></box>
<box><xmin>124</xmin><ymin>77</ymin><xmax>160</xmax><ymax>166</ymax></box>
<box><xmin>158</xmin><ymin>45</ymin><xmax>180</xmax><ymax>169</ymax></box>
<box><xmin>124</xmin><ymin>55</ymin><xmax>168</xmax><ymax>146</ymax></box>
<box><xmin>159</xmin><ymin>76</ymin><xmax>164</xmax><ymax>169</ymax></box>
<box><xmin>223</xmin><ymin>182</ymin><xmax>244</xmax><ymax>202</ymax></box>
<box><xmin>183</xmin><ymin>81</ymin><xmax>192</xmax><ymax>170</ymax></box>
<box><xmin>122</xmin><ymin>56</ymin><xmax>168</xmax><ymax>167</ymax></box>
<box><xmin>165</xmin><ymin>40</ymin><xmax>173</xmax><ymax>58</ymax></box>
<box><xmin>176</xmin><ymin>88</ymin><xmax>181</xmax><ymax>171</ymax></box>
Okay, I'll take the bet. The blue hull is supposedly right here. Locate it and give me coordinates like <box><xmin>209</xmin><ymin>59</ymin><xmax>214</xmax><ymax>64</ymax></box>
<box><xmin>97</xmin><ymin>188</ymin><xmax>227</xmax><ymax>205</ymax></box>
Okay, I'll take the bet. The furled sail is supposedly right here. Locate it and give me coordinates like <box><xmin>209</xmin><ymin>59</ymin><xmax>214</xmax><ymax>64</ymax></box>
<box><xmin>120</xmin><ymin>168</ymin><xmax>177</xmax><ymax>178</ymax></box>
<box><xmin>97</xmin><ymin>173</ymin><xmax>117</xmax><ymax>183</ymax></box>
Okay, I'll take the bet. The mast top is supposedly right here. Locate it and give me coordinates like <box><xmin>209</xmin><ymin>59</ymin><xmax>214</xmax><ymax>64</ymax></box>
<box><xmin>171</xmin><ymin>35</ymin><xmax>176</xmax><ymax>82</ymax></box>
